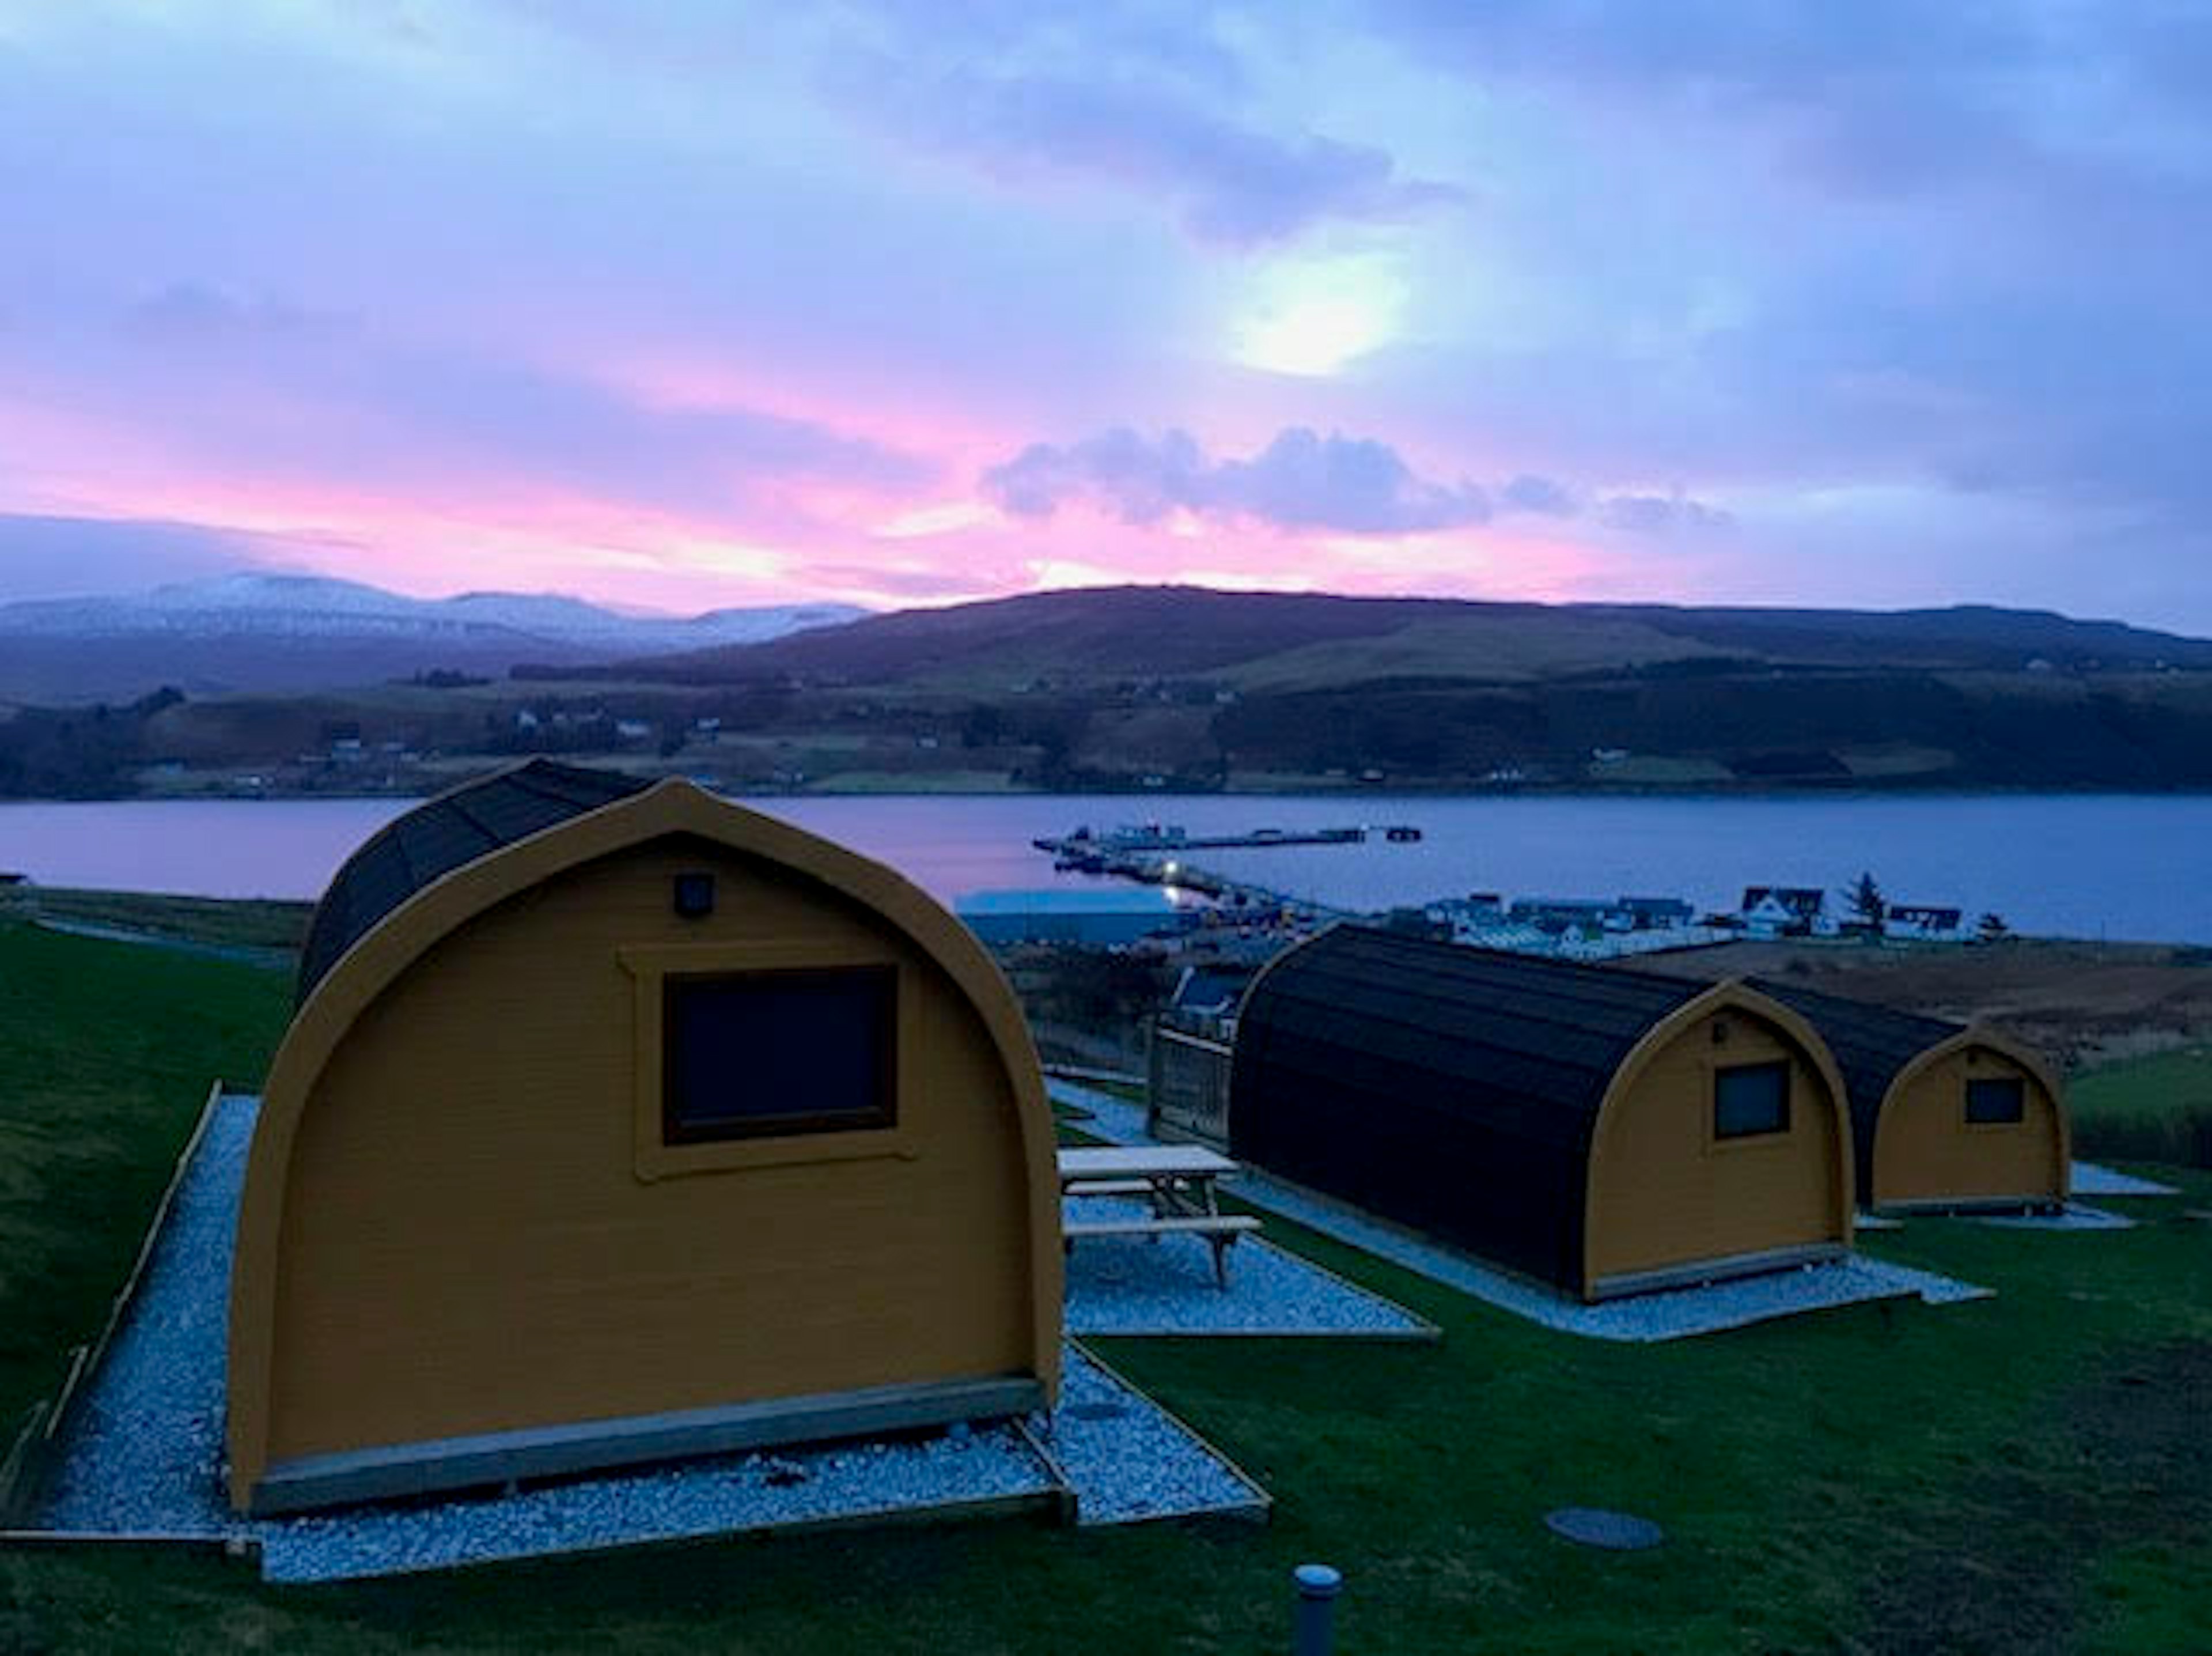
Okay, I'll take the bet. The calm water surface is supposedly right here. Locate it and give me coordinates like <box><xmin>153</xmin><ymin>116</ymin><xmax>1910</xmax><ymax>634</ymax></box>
<box><xmin>1</xmin><ymin>792</ymin><xmax>2207</xmax><ymax>943</ymax></box>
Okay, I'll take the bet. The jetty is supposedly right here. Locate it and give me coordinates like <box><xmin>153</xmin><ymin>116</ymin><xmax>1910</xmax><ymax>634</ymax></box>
<box><xmin>1034</xmin><ymin>821</ymin><xmax>1419</xmax><ymax>868</ymax></box>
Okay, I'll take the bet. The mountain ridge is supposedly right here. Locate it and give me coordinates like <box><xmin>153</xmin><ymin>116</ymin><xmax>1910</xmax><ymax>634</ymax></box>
<box><xmin>0</xmin><ymin>574</ymin><xmax>866</xmax><ymax>701</ymax></box>
<box><xmin>589</xmin><ymin>583</ymin><xmax>2212</xmax><ymax>691</ymax></box>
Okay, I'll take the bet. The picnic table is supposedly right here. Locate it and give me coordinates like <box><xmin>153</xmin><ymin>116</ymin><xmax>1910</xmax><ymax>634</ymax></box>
<box><xmin>1057</xmin><ymin>1145</ymin><xmax>1262</xmax><ymax>1287</ymax></box>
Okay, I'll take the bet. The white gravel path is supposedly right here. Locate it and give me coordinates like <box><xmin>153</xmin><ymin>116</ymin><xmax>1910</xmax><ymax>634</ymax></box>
<box><xmin>1045</xmin><ymin>1079</ymin><xmax>1990</xmax><ymax>1341</ymax></box>
<box><xmin>1050</xmin><ymin>1082</ymin><xmax>1154</xmax><ymax>1146</ymax></box>
<box><xmin>40</xmin><ymin>1091</ymin><xmax>1267</xmax><ymax>1582</ymax></box>
<box><xmin>1063</xmin><ymin>1197</ymin><xmax>1433</xmax><ymax>1338</ymax></box>
<box><xmin>1043</xmin><ymin>1347</ymin><xmax>1268</xmax><ymax>1527</ymax></box>
<box><xmin>1227</xmin><ymin>1175</ymin><xmax>1989</xmax><ymax>1340</ymax></box>
<box><xmin>2071</xmin><ymin>1161</ymin><xmax>2181</xmax><ymax>1198</ymax></box>
<box><xmin>1978</xmin><ymin>1203</ymin><xmax>2135</xmax><ymax>1231</ymax></box>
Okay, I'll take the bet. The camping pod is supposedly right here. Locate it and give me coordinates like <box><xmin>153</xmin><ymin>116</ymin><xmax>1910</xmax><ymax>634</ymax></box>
<box><xmin>1228</xmin><ymin>927</ymin><xmax>1856</xmax><ymax>1302</ymax></box>
<box><xmin>1753</xmin><ymin>978</ymin><xmax>2069</xmax><ymax>1213</ymax></box>
<box><xmin>228</xmin><ymin>761</ymin><xmax>1061</xmax><ymax>1515</ymax></box>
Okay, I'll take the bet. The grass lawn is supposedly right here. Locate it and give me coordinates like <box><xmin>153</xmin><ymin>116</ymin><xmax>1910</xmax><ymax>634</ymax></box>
<box><xmin>2071</xmin><ymin>1045</ymin><xmax>2212</xmax><ymax>1170</ymax></box>
<box><xmin>0</xmin><ymin>887</ymin><xmax>312</xmax><ymax>956</ymax></box>
<box><xmin>2</xmin><ymin>924</ymin><xmax>2207</xmax><ymax>1653</ymax></box>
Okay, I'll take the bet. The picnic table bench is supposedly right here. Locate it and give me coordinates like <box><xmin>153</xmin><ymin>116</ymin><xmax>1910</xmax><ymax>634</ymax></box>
<box><xmin>1057</xmin><ymin>1145</ymin><xmax>1261</xmax><ymax>1287</ymax></box>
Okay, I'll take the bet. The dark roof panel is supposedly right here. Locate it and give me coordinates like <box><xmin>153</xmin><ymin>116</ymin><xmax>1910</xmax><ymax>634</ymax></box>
<box><xmin>1229</xmin><ymin>927</ymin><xmax>1711</xmax><ymax>1290</ymax></box>
<box><xmin>296</xmin><ymin>759</ymin><xmax>654</xmax><ymax>1004</ymax></box>
<box><xmin>1245</xmin><ymin>927</ymin><xmax>1705</xmax><ymax>1140</ymax></box>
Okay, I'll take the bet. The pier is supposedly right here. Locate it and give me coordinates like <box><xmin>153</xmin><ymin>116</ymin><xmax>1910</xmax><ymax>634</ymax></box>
<box><xmin>1033</xmin><ymin>821</ymin><xmax>1421</xmax><ymax>868</ymax></box>
<box><xmin>1054</xmin><ymin>846</ymin><xmax>1362</xmax><ymax>927</ymax></box>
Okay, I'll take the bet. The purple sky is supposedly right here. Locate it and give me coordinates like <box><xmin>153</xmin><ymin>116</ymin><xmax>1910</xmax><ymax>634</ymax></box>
<box><xmin>2</xmin><ymin>2</ymin><xmax>2207</xmax><ymax>630</ymax></box>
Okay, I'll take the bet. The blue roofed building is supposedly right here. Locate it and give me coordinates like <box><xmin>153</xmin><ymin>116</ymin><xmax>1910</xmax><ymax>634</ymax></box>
<box><xmin>955</xmin><ymin>887</ymin><xmax>1190</xmax><ymax>947</ymax></box>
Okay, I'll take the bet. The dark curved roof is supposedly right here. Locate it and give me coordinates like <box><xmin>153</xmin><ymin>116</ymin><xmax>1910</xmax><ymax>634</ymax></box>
<box><xmin>1747</xmin><ymin>977</ymin><xmax>1963</xmax><ymax>1194</ymax></box>
<box><xmin>1238</xmin><ymin>927</ymin><xmax>1707</xmax><ymax>1147</ymax></box>
<box><xmin>296</xmin><ymin>759</ymin><xmax>653</xmax><ymax>1004</ymax></box>
<box><xmin>1229</xmin><ymin>927</ymin><xmax>1712</xmax><ymax>1290</ymax></box>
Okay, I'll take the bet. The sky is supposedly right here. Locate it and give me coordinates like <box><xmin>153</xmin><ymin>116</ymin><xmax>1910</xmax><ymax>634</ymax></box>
<box><xmin>1</xmin><ymin>1</ymin><xmax>2208</xmax><ymax>630</ymax></box>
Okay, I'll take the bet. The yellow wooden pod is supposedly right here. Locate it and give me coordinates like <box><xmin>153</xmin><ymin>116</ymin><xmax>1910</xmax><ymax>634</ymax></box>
<box><xmin>228</xmin><ymin>762</ymin><xmax>1060</xmax><ymax>1514</ymax></box>
<box><xmin>1755</xmin><ymin>978</ymin><xmax>2070</xmax><ymax>1213</ymax></box>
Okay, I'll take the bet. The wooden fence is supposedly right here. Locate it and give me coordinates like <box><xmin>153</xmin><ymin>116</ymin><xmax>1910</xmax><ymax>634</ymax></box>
<box><xmin>1147</xmin><ymin>1015</ymin><xmax>1233</xmax><ymax>1148</ymax></box>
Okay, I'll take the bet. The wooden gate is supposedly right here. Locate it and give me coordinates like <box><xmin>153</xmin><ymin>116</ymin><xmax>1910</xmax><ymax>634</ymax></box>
<box><xmin>1147</xmin><ymin>1014</ymin><xmax>1234</xmax><ymax>1147</ymax></box>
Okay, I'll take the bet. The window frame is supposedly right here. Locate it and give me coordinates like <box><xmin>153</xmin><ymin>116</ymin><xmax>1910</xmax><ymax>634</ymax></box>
<box><xmin>621</xmin><ymin>941</ymin><xmax>918</xmax><ymax>1180</ymax></box>
<box><xmin>1712</xmin><ymin>1058</ymin><xmax>1793</xmax><ymax>1142</ymax></box>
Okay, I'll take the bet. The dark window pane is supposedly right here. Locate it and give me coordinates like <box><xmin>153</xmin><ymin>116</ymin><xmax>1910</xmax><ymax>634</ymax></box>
<box><xmin>1965</xmin><ymin>1076</ymin><xmax>2025</xmax><ymax>1125</ymax></box>
<box><xmin>664</xmin><ymin>966</ymin><xmax>896</xmax><ymax>1143</ymax></box>
<box><xmin>1715</xmin><ymin>1060</ymin><xmax>1790</xmax><ymax>1139</ymax></box>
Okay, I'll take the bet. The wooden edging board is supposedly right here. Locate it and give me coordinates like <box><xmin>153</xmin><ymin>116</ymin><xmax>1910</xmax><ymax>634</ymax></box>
<box><xmin>0</xmin><ymin>1079</ymin><xmax>229</xmax><ymax>1531</ymax></box>
<box><xmin>0</xmin><ymin>1529</ymin><xmax>259</xmax><ymax>1566</ymax></box>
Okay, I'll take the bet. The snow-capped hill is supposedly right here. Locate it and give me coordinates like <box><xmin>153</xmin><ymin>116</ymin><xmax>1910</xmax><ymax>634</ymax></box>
<box><xmin>435</xmin><ymin>592</ymin><xmax>867</xmax><ymax>652</ymax></box>
<box><xmin>0</xmin><ymin>573</ymin><xmax>867</xmax><ymax>700</ymax></box>
<box><xmin>141</xmin><ymin>572</ymin><xmax>423</xmax><ymax>616</ymax></box>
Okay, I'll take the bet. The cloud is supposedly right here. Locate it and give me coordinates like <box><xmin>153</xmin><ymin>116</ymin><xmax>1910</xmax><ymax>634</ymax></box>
<box><xmin>0</xmin><ymin>513</ymin><xmax>274</xmax><ymax>600</ymax></box>
<box><xmin>832</xmin><ymin>55</ymin><xmax>1461</xmax><ymax>245</ymax></box>
<box><xmin>797</xmin><ymin>562</ymin><xmax>994</xmax><ymax>601</ymax></box>
<box><xmin>93</xmin><ymin>292</ymin><xmax>943</xmax><ymax>513</ymax></box>
<box><xmin>1599</xmin><ymin>493</ymin><xmax>1733</xmax><ymax>534</ymax></box>
<box><xmin>986</xmin><ymin>427</ymin><xmax>1492</xmax><ymax>534</ymax></box>
<box><xmin>1499</xmin><ymin>474</ymin><xmax>1576</xmax><ymax>515</ymax></box>
<box><xmin>127</xmin><ymin>281</ymin><xmax>353</xmax><ymax>342</ymax></box>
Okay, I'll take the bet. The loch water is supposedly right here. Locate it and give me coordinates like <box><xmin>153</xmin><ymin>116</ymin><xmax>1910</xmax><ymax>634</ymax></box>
<box><xmin>1</xmin><ymin>792</ymin><xmax>2207</xmax><ymax>943</ymax></box>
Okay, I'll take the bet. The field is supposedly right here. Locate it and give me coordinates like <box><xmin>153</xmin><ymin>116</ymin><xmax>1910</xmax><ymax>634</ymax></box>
<box><xmin>1628</xmin><ymin>939</ymin><xmax>2212</xmax><ymax>1069</ymax></box>
<box><xmin>1</xmin><ymin>913</ymin><xmax>2208</xmax><ymax>1653</ymax></box>
<box><xmin>2071</xmin><ymin>1047</ymin><xmax>2212</xmax><ymax>1169</ymax></box>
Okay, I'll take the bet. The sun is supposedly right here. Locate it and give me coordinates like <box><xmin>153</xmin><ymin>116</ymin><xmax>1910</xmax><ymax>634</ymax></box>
<box><xmin>1232</xmin><ymin>256</ymin><xmax>1403</xmax><ymax>377</ymax></box>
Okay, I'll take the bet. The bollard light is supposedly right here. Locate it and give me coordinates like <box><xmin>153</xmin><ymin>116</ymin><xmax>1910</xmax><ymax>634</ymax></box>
<box><xmin>1293</xmin><ymin>1562</ymin><xmax>1343</xmax><ymax>1656</ymax></box>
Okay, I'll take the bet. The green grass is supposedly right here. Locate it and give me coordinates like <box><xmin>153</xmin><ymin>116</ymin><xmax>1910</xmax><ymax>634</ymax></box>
<box><xmin>0</xmin><ymin>921</ymin><xmax>291</xmax><ymax>1432</ymax></box>
<box><xmin>2</xmin><ymin>919</ymin><xmax>2209</xmax><ymax>1652</ymax></box>
<box><xmin>2072</xmin><ymin>1045</ymin><xmax>2212</xmax><ymax>1169</ymax></box>
<box><xmin>0</xmin><ymin>887</ymin><xmax>311</xmax><ymax>955</ymax></box>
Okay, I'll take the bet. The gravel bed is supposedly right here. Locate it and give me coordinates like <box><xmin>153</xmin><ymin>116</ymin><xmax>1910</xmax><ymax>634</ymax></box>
<box><xmin>1063</xmin><ymin>1198</ymin><xmax>1431</xmax><ymax>1338</ymax></box>
<box><xmin>1044</xmin><ymin>1076</ymin><xmax>1989</xmax><ymax>1339</ymax></box>
<box><xmin>1978</xmin><ymin>1203</ymin><xmax>2135</xmax><ymax>1231</ymax></box>
<box><xmin>41</xmin><ymin>1092</ymin><xmax>1266</xmax><ymax>1579</ymax></box>
<box><xmin>1039</xmin><ymin>1346</ymin><xmax>1267</xmax><ymax>1527</ymax></box>
<box><xmin>1045</xmin><ymin>1079</ymin><xmax>1153</xmax><ymax>1145</ymax></box>
<box><xmin>1226</xmin><ymin>1171</ymin><xmax>1990</xmax><ymax>1340</ymax></box>
<box><xmin>43</xmin><ymin>1089</ymin><xmax>253</xmax><ymax>1538</ymax></box>
<box><xmin>257</xmin><ymin>1425</ymin><xmax>1055</xmax><ymax>1583</ymax></box>
<box><xmin>2071</xmin><ymin>1161</ymin><xmax>2181</xmax><ymax>1198</ymax></box>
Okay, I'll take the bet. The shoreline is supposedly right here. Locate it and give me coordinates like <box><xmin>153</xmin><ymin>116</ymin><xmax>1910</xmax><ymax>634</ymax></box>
<box><xmin>10</xmin><ymin>779</ymin><xmax>2212</xmax><ymax>807</ymax></box>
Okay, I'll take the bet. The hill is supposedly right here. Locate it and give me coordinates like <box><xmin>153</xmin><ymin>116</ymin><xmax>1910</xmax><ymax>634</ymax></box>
<box><xmin>11</xmin><ymin>585</ymin><xmax>2212</xmax><ymax>796</ymax></box>
<box><xmin>609</xmin><ymin>586</ymin><xmax>2212</xmax><ymax>691</ymax></box>
<box><xmin>555</xmin><ymin>586</ymin><xmax>2212</xmax><ymax>792</ymax></box>
<box><xmin>0</xmin><ymin>573</ymin><xmax>865</xmax><ymax>702</ymax></box>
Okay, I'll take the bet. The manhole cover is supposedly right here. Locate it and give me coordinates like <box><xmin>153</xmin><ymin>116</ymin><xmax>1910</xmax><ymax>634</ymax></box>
<box><xmin>1066</xmin><ymin>1401</ymin><xmax>1128</xmax><ymax>1422</ymax></box>
<box><xmin>1544</xmin><ymin>1507</ymin><xmax>1665</xmax><ymax>1551</ymax></box>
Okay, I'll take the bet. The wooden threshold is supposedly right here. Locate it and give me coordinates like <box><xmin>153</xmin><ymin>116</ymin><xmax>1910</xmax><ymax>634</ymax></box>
<box><xmin>1873</xmin><ymin>1194</ymin><xmax>2063</xmax><ymax>1216</ymax></box>
<box><xmin>250</xmin><ymin>1374</ymin><xmax>1044</xmax><ymax>1517</ymax></box>
<box><xmin>1588</xmin><ymin>1241</ymin><xmax>1849</xmax><ymax>1302</ymax></box>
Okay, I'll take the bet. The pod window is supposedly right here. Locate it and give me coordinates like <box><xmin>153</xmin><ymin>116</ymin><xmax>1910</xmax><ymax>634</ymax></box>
<box><xmin>1714</xmin><ymin>1060</ymin><xmax>1791</xmax><ymax>1140</ymax></box>
<box><xmin>662</xmin><ymin>965</ymin><xmax>897</xmax><ymax>1143</ymax></box>
<box><xmin>1964</xmin><ymin>1076</ymin><xmax>2025</xmax><ymax>1125</ymax></box>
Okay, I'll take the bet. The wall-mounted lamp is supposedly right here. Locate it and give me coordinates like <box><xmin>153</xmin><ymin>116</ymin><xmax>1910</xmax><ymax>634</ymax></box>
<box><xmin>673</xmin><ymin>872</ymin><xmax>715</xmax><ymax>919</ymax></box>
